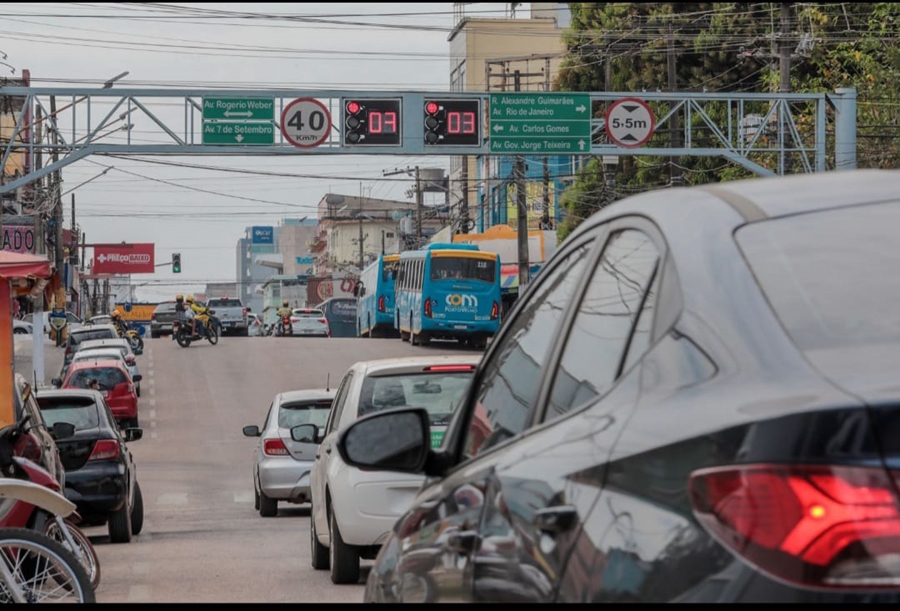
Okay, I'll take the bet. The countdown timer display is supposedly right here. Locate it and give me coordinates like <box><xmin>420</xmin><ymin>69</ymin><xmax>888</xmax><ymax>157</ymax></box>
<box><xmin>342</xmin><ymin>98</ymin><xmax>402</xmax><ymax>147</ymax></box>
<box><xmin>424</xmin><ymin>99</ymin><xmax>481</xmax><ymax>147</ymax></box>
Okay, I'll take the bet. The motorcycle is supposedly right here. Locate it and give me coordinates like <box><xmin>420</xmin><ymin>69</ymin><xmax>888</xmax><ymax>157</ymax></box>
<box><xmin>0</xmin><ymin>413</ymin><xmax>101</xmax><ymax>590</ymax></box>
<box><xmin>278</xmin><ymin>315</ymin><xmax>293</xmax><ymax>337</ymax></box>
<box><xmin>115</xmin><ymin>320</ymin><xmax>144</xmax><ymax>354</ymax></box>
<box><xmin>173</xmin><ymin>310</ymin><xmax>219</xmax><ymax>348</ymax></box>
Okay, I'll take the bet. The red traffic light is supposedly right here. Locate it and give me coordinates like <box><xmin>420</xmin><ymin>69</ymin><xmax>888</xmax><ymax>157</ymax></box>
<box><xmin>347</xmin><ymin>101</ymin><xmax>361</xmax><ymax>114</ymax></box>
<box><xmin>425</xmin><ymin>101</ymin><xmax>439</xmax><ymax>115</ymax></box>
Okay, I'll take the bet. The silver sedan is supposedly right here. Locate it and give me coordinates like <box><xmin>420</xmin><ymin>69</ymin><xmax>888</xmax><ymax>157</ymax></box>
<box><xmin>242</xmin><ymin>388</ymin><xmax>336</xmax><ymax>517</ymax></box>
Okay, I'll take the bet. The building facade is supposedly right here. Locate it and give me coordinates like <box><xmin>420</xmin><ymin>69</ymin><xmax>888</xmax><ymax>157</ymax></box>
<box><xmin>448</xmin><ymin>3</ymin><xmax>579</xmax><ymax>231</ymax></box>
<box><xmin>236</xmin><ymin>225</ymin><xmax>282</xmax><ymax>316</ymax></box>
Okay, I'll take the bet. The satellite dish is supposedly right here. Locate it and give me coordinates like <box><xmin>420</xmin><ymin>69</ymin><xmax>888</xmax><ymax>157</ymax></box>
<box><xmin>325</xmin><ymin>194</ymin><xmax>346</xmax><ymax>206</ymax></box>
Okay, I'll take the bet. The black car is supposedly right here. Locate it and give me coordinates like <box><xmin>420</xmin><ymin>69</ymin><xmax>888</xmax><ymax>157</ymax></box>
<box><xmin>36</xmin><ymin>388</ymin><xmax>144</xmax><ymax>544</ymax></box>
<box><xmin>150</xmin><ymin>301</ymin><xmax>177</xmax><ymax>338</ymax></box>
<box><xmin>337</xmin><ymin>169</ymin><xmax>900</xmax><ymax>603</ymax></box>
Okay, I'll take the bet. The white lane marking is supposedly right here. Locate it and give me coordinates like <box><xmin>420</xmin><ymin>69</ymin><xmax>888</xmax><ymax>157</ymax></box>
<box><xmin>156</xmin><ymin>492</ymin><xmax>188</xmax><ymax>506</ymax></box>
<box><xmin>149</xmin><ymin>386</ymin><xmax>155</xmax><ymax>396</ymax></box>
<box><xmin>148</xmin><ymin>368</ymin><xmax>154</xmax><ymax>378</ymax></box>
<box><xmin>233</xmin><ymin>491</ymin><xmax>255</xmax><ymax>504</ymax></box>
<box><xmin>149</xmin><ymin>399</ymin><xmax>156</xmax><ymax>408</ymax></box>
<box><xmin>149</xmin><ymin>409</ymin><xmax>156</xmax><ymax>419</ymax></box>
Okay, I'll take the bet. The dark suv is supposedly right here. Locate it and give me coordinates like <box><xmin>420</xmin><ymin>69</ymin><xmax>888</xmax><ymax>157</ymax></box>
<box><xmin>150</xmin><ymin>301</ymin><xmax>177</xmax><ymax>338</ymax></box>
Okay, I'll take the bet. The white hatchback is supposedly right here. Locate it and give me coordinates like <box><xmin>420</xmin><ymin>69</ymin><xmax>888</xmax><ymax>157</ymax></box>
<box><xmin>306</xmin><ymin>354</ymin><xmax>481</xmax><ymax>585</ymax></box>
<box><xmin>290</xmin><ymin>308</ymin><xmax>329</xmax><ymax>337</ymax></box>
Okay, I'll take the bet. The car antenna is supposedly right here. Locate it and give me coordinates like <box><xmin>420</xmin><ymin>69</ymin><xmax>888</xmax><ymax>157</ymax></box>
<box><xmin>326</xmin><ymin>373</ymin><xmax>330</xmax><ymax>392</ymax></box>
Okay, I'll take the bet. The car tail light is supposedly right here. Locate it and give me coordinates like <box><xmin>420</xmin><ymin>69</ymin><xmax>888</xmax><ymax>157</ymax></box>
<box><xmin>423</xmin><ymin>364</ymin><xmax>476</xmax><ymax>372</ymax></box>
<box><xmin>689</xmin><ymin>464</ymin><xmax>900</xmax><ymax>588</ymax></box>
<box><xmin>291</xmin><ymin>318</ymin><xmax>300</xmax><ymax>323</ymax></box>
<box><xmin>242</xmin><ymin>308</ymin><xmax>248</xmax><ymax>315</ymax></box>
<box><xmin>263</xmin><ymin>438</ymin><xmax>289</xmax><ymax>457</ymax></box>
<box><xmin>424</xmin><ymin>299</ymin><xmax>433</xmax><ymax>318</ymax></box>
<box><xmin>378</xmin><ymin>295</ymin><xmax>385</xmax><ymax>313</ymax></box>
<box><xmin>317</xmin><ymin>319</ymin><xmax>327</xmax><ymax>325</ymax></box>
<box><xmin>490</xmin><ymin>301</ymin><xmax>499</xmax><ymax>320</ymax></box>
<box><xmin>89</xmin><ymin>439</ymin><xmax>120</xmax><ymax>461</ymax></box>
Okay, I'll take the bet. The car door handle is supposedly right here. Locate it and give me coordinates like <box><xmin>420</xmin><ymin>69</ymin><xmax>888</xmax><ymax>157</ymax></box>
<box><xmin>532</xmin><ymin>505</ymin><xmax>578</xmax><ymax>535</ymax></box>
<box><xmin>325</xmin><ymin>447</ymin><xmax>332</xmax><ymax>454</ymax></box>
<box><xmin>446</xmin><ymin>530</ymin><xmax>479</xmax><ymax>554</ymax></box>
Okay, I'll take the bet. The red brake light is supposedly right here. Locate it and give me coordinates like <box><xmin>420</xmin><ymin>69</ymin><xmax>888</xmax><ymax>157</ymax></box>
<box><xmin>423</xmin><ymin>364</ymin><xmax>475</xmax><ymax>372</ymax></box>
<box><xmin>424</xmin><ymin>299</ymin><xmax>433</xmax><ymax>318</ymax></box>
<box><xmin>689</xmin><ymin>464</ymin><xmax>900</xmax><ymax>588</ymax></box>
<box><xmin>378</xmin><ymin>295</ymin><xmax>385</xmax><ymax>313</ymax></box>
<box><xmin>242</xmin><ymin>308</ymin><xmax>248</xmax><ymax>315</ymax></box>
<box><xmin>263</xmin><ymin>438</ymin><xmax>289</xmax><ymax>456</ymax></box>
<box><xmin>317</xmin><ymin>319</ymin><xmax>327</xmax><ymax>324</ymax></box>
<box><xmin>490</xmin><ymin>300</ymin><xmax>499</xmax><ymax>320</ymax></box>
<box><xmin>89</xmin><ymin>439</ymin><xmax>120</xmax><ymax>461</ymax></box>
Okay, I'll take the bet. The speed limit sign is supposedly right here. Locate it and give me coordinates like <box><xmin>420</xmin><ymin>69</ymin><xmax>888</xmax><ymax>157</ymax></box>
<box><xmin>281</xmin><ymin>98</ymin><xmax>332</xmax><ymax>149</ymax></box>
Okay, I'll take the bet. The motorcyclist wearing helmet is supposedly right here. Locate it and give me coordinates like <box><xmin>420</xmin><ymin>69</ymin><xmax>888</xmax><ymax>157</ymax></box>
<box><xmin>186</xmin><ymin>295</ymin><xmax>209</xmax><ymax>337</ymax></box>
<box><xmin>109</xmin><ymin>309</ymin><xmax>128</xmax><ymax>338</ymax></box>
<box><xmin>172</xmin><ymin>294</ymin><xmax>187</xmax><ymax>340</ymax></box>
<box><xmin>276</xmin><ymin>299</ymin><xmax>293</xmax><ymax>335</ymax></box>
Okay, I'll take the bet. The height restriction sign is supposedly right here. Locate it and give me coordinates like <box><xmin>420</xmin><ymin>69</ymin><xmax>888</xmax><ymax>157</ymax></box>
<box><xmin>604</xmin><ymin>97</ymin><xmax>656</xmax><ymax>149</ymax></box>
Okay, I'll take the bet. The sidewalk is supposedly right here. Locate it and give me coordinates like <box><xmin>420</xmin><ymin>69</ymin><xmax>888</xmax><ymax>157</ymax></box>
<box><xmin>14</xmin><ymin>336</ymin><xmax>66</xmax><ymax>386</ymax></box>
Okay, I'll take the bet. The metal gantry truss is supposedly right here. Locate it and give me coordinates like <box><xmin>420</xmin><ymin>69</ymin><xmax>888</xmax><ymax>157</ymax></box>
<box><xmin>0</xmin><ymin>86</ymin><xmax>857</xmax><ymax>195</ymax></box>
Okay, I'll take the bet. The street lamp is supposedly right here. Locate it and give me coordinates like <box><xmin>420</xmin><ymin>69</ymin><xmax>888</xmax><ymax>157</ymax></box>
<box><xmin>102</xmin><ymin>71</ymin><xmax>129</xmax><ymax>89</ymax></box>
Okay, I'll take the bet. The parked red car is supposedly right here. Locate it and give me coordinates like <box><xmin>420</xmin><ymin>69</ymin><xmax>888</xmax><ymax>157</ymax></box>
<box><xmin>52</xmin><ymin>359</ymin><xmax>141</xmax><ymax>429</ymax></box>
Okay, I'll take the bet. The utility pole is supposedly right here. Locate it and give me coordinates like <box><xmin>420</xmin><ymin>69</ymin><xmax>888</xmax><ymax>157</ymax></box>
<box><xmin>667</xmin><ymin>19</ymin><xmax>683</xmax><ymax>186</ymax></box>
<box><xmin>779</xmin><ymin>2</ymin><xmax>792</xmax><ymax>93</ymax></box>
<box><xmin>459</xmin><ymin>156</ymin><xmax>469</xmax><ymax>234</ymax></box>
<box><xmin>358</xmin><ymin>183</ymin><xmax>365</xmax><ymax>271</ymax></box>
<box><xmin>542</xmin><ymin>58</ymin><xmax>551</xmax><ymax>229</ymax></box>
<box><xmin>414</xmin><ymin>166</ymin><xmax>423</xmax><ymax>246</ymax></box>
<box><xmin>32</xmin><ymin>104</ymin><xmax>45</xmax><ymax>384</ymax></box>
<box><xmin>51</xmin><ymin>96</ymin><xmax>64</xmax><ymax>314</ymax></box>
<box><xmin>513</xmin><ymin>70</ymin><xmax>530</xmax><ymax>290</ymax></box>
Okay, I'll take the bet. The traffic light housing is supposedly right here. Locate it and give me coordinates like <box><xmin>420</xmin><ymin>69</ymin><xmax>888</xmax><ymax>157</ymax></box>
<box><xmin>423</xmin><ymin>100</ymin><xmax>446</xmax><ymax>145</ymax></box>
<box><xmin>344</xmin><ymin>100</ymin><xmax>365</xmax><ymax>144</ymax></box>
<box><xmin>172</xmin><ymin>253</ymin><xmax>181</xmax><ymax>274</ymax></box>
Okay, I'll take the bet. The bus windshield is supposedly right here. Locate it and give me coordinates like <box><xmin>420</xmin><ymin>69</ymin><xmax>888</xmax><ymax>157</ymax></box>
<box><xmin>430</xmin><ymin>256</ymin><xmax>496</xmax><ymax>283</ymax></box>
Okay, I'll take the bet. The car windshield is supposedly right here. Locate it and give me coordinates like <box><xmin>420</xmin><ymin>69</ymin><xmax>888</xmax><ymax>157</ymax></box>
<box><xmin>208</xmin><ymin>299</ymin><xmax>242</xmax><ymax>308</ymax></box>
<box><xmin>70</xmin><ymin>329</ymin><xmax>116</xmax><ymax>346</ymax></box>
<box><xmin>293</xmin><ymin>310</ymin><xmax>322</xmax><ymax>318</ymax></box>
<box><xmin>154</xmin><ymin>303</ymin><xmax>175</xmax><ymax>313</ymax></box>
<box><xmin>37</xmin><ymin>397</ymin><xmax>100</xmax><ymax>431</ymax></box>
<box><xmin>277</xmin><ymin>400</ymin><xmax>332</xmax><ymax>429</ymax></box>
<box><xmin>358</xmin><ymin>371</ymin><xmax>474</xmax><ymax>424</ymax></box>
<box><xmin>737</xmin><ymin>200</ymin><xmax>900</xmax><ymax>352</ymax></box>
<box><xmin>430</xmin><ymin>256</ymin><xmax>496</xmax><ymax>283</ymax></box>
<box><xmin>76</xmin><ymin>350</ymin><xmax>125</xmax><ymax>363</ymax></box>
<box><xmin>68</xmin><ymin>367</ymin><xmax>128</xmax><ymax>390</ymax></box>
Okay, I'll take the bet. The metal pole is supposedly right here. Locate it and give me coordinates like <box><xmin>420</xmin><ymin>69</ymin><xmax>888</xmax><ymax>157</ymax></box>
<box><xmin>358</xmin><ymin>183</ymin><xmax>364</xmax><ymax>270</ymax></box>
<box><xmin>415</xmin><ymin>166</ymin><xmax>423</xmax><ymax>246</ymax></box>
<box><xmin>833</xmin><ymin>87</ymin><xmax>857</xmax><ymax>170</ymax></box>
<box><xmin>514</xmin><ymin>70</ymin><xmax>530</xmax><ymax>290</ymax></box>
<box><xmin>667</xmin><ymin>20</ymin><xmax>683</xmax><ymax>186</ymax></box>
<box><xmin>31</xmin><ymin>103</ymin><xmax>44</xmax><ymax>386</ymax></box>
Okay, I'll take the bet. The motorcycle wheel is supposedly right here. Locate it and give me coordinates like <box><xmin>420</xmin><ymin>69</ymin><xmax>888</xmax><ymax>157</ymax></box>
<box><xmin>175</xmin><ymin>330</ymin><xmax>192</xmax><ymax>348</ymax></box>
<box><xmin>129</xmin><ymin>334</ymin><xmax>144</xmax><ymax>353</ymax></box>
<box><xmin>206</xmin><ymin>324</ymin><xmax>219</xmax><ymax>345</ymax></box>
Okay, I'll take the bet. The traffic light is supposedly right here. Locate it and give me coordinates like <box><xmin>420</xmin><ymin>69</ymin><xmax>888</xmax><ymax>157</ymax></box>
<box><xmin>423</xmin><ymin>100</ymin><xmax>445</xmax><ymax>145</ymax></box>
<box><xmin>344</xmin><ymin>100</ymin><xmax>365</xmax><ymax>144</ymax></box>
<box><xmin>172</xmin><ymin>253</ymin><xmax>181</xmax><ymax>274</ymax></box>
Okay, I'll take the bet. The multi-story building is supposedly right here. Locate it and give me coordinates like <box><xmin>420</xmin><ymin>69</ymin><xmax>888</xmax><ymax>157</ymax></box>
<box><xmin>236</xmin><ymin>224</ymin><xmax>282</xmax><ymax>316</ymax></box>
<box><xmin>448</xmin><ymin>2</ymin><xmax>578</xmax><ymax>231</ymax></box>
<box><xmin>310</xmin><ymin>193</ymin><xmax>448</xmax><ymax>276</ymax></box>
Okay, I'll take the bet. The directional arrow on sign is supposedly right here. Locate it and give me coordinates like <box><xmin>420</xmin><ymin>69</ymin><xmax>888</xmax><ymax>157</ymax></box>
<box><xmin>224</xmin><ymin>110</ymin><xmax>253</xmax><ymax>118</ymax></box>
<box><xmin>493</xmin><ymin>124</ymin><xmax>504</xmax><ymax>132</ymax></box>
<box><xmin>576</xmin><ymin>104</ymin><xmax>587</xmax><ymax>113</ymax></box>
<box><xmin>578</xmin><ymin>140</ymin><xmax>586</xmax><ymax>150</ymax></box>
<box><xmin>236</xmin><ymin>134</ymin><xmax>245</xmax><ymax>142</ymax></box>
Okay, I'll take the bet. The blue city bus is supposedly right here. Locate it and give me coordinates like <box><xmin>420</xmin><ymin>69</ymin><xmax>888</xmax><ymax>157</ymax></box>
<box><xmin>395</xmin><ymin>243</ymin><xmax>501</xmax><ymax>348</ymax></box>
<box><xmin>356</xmin><ymin>253</ymin><xmax>400</xmax><ymax>338</ymax></box>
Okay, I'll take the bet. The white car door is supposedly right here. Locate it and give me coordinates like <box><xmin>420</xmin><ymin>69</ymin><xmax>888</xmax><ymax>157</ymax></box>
<box><xmin>311</xmin><ymin>370</ymin><xmax>356</xmax><ymax>544</ymax></box>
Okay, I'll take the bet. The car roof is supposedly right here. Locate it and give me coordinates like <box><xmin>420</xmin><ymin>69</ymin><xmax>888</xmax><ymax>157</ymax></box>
<box><xmin>68</xmin><ymin>359</ymin><xmax>127</xmax><ymax>371</ymax></box>
<box><xmin>74</xmin><ymin>348</ymin><xmax>125</xmax><ymax>358</ymax></box>
<box><xmin>36</xmin><ymin>388</ymin><xmax>104</xmax><ymax>401</ymax></box>
<box><xmin>276</xmin><ymin>388</ymin><xmax>336</xmax><ymax>404</ymax></box>
<box><xmin>71</xmin><ymin>324</ymin><xmax>118</xmax><ymax>335</ymax></box>
<box><xmin>78</xmin><ymin>338</ymin><xmax>129</xmax><ymax>349</ymax></box>
<box><xmin>353</xmin><ymin>354</ymin><xmax>483</xmax><ymax>377</ymax></box>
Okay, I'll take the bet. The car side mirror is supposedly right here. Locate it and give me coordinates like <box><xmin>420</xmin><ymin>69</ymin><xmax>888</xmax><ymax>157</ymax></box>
<box><xmin>290</xmin><ymin>423</ymin><xmax>319</xmax><ymax>444</ymax></box>
<box><xmin>132</xmin><ymin>374</ymin><xmax>143</xmax><ymax>383</ymax></box>
<box><xmin>242</xmin><ymin>425</ymin><xmax>261</xmax><ymax>437</ymax></box>
<box><xmin>125</xmin><ymin>355</ymin><xmax>136</xmax><ymax>365</ymax></box>
<box><xmin>51</xmin><ymin>422</ymin><xmax>76</xmax><ymax>441</ymax></box>
<box><xmin>50</xmin><ymin>378</ymin><xmax>62</xmax><ymax>388</ymax></box>
<box><xmin>123</xmin><ymin>428</ymin><xmax>143</xmax><ymax>442</ymax></box>
<box><xmin>337</xmin><ymin>408</ymin><xmax>430</xmax><ymax>473</ymax></box>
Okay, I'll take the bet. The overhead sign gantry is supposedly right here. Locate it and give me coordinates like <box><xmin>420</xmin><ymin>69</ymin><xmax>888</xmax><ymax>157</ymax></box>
<box><xmin>0</xmin><ymin>86</ymin><xmax>858</xmax><ymax>194</ymax></box>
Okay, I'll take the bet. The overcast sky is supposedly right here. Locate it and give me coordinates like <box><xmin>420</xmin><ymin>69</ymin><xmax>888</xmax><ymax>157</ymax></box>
<box><xmin>1</xmin><ymin>2</ymin><xmax>515</xmax><ymax>301</ymax></box>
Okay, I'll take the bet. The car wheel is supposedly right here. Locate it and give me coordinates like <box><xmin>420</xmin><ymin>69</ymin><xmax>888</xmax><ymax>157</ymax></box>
<box><xmin>310</xmin><ymin>509</ymin><xmax>329</xmax><ymax>570</ymax></box>
<box><xmin>136</xmin><ymin>384</ymin><xmax>141</xmax><ymax>398</ymax></box>
<box><xmin>13</xmin><ymin>328</ymin><xmax>26</xmax><ymax>335</ymax></box>
<box><xmin>254</xmin><ymin>487</ymin><xmax>260</xmax><ymax>511</ymax></box>
<box><xmin>150</xmin><ymin>331</ymin><xmax>159</xmax><ymax>339</ymax></box>
<box><xmin>329</xmin><ymin>510</ymin><xmax>360</xmax><ymax>584</ymax></box>
<box><xmin>108</xmin><ymin>496</ymin><xmax>134</xmax><ymax>543</ymax></box>
<box><xmin>131</xmin><ymin>481</ymin><xmax>144</xmax><ymax>536</ymax></box>
<box><xmin>259</xmin><ymin>489</ymin><xmax>278</xmax><ymax>517</ymax></box>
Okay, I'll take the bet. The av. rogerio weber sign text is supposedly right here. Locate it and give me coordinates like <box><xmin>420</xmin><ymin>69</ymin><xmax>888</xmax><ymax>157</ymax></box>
<box><xmin>93</xmin><ymin>243</ymin><xmax>155</xmax><ymax>274</ymax></box>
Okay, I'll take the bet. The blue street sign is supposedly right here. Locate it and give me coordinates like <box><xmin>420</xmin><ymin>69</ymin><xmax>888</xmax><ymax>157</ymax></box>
<box><xmin>124</xmin><ymin>302</ymin><xmax>133</xmax><ymax>313</ymax></box>
<box><xmin>251</xmin><ymin>226</ymin><xmax>274</xmax><ymax>245</ymax></box>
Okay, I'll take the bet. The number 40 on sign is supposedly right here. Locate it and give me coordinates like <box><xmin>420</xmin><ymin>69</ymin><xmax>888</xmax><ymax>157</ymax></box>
<box><xmin>281</xmin><ymin>98</ymin><xmax>333</xmax><ymax>149</ymax></box>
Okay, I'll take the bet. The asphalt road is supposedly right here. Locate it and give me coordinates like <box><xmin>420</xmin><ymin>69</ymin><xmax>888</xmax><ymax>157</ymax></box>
<box><xmin>74</xmin><ymin>333</ymin><xmax>476</xmax><ymax>603</ymax></box>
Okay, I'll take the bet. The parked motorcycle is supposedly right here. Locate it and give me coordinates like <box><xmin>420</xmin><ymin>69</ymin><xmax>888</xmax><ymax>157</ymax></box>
<box><xmin>0</xmin><ymin>413</ymin><xmax>101</xmax><ymax>590</ymax></box>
